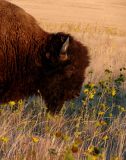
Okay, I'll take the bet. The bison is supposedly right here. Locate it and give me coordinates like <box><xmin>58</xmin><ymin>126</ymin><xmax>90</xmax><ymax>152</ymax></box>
<box><xmin>0</xmin><ymin>0</ymin><xmax>89</xmax><ymax>113</ymax></box>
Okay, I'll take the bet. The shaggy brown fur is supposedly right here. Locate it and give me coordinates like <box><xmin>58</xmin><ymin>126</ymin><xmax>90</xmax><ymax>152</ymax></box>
<box><xmin>0</xmin><ymin>0</ymin><xmax>89</xmax><ymax>113</ymax></box>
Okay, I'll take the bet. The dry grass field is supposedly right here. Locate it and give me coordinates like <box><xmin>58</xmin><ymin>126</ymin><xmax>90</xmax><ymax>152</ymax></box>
<box><xmin>9</xmin><ymin>0</ymin><xmax>126</xmax><ymax>29</ymax></box>
<box><xmin>1</xmin><ymin>0</ymin><xmax>126</xmax><ymax>159</ymax></box>
<box><xmin>9</xmin><ymin>0</ymin><xmax>126</xmax><ymax>82</ymax></box>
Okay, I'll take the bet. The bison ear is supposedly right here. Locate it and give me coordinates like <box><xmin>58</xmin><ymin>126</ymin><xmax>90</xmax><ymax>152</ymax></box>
<box><xmin>60</xmin><ymin>37</ymin><xmax>69</xmax><ymax>61</ymax></box>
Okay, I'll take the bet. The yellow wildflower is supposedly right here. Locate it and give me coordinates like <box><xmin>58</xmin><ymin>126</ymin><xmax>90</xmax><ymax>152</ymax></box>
<box><xmin>111</xmin><ymin>88</ymin><xmax>116</xmax><ymax>96</ymax></box>
<box><xmin>32</xmin><ymin>137</ymin><xmax>39</xmax><ymax>143</ymax></box>
<box><xmin>84</xmin><ymin>89</ymin><xmax>89</xmax><ymax>94</ymax></box>
<box><xmin>89</xmin><ymin>93</ymin><xmax>95</xmax><ymax>99</ymax></box>
<box><xmin>63</xmin><ymin>134</ymin><xmax>70</xmax><ymax>142</ymax></box>
<box><xmin>120</xmin><ymin>107</ymin><xmax>125</xmax><ymax>112</ymax></box>
<box><xmin>95</xmin><ymin>120</ymin><xmax>107</xmax><ymax>127</ymax></box>
<box><xmin>88</xmin><ymin>145</ymin><xmax>101</xmax><ymax>156</ymax></box>
<box><xmin>98</xmin><ymin>111</ymin><xmax>105</xmax><ymax>116</ymax></box>
<box><xmin>90</xmin><ymin>83</ymin><xmax>95</xmax><ymax>88</ymax></box>
<box><xmin>118</xmin><ymin>106</ymin><xmax>126</xmax><ymax>112</ymax></box>
<box><xmin>1</xmin><ymin>136</ymin><xmax>9</xmax><ymax>143</ymax></box>
<box><xmin>100</xmin><ymin>104</ymin><xmax>108</xmax><ymax>110</ymax></box>
<box><xmin>100</xmin><ymin>120</ymin><xmax>107</xmax><ymax>126</ymax></box>
<box><xmin>8</xmin><ymin>101</ymin><xmax>16</xmax><ymax>107</ymax></box>
<box><xmin>109</xmin><ymin>113</ymin><xmax>113</xmax><ymax>117</ymax></box>
<box><xmin>88</xmin><ymin>146</ymin><xmax>95</xmax><ymax>153</ymax></box>
<box><xmin>95</xmin><ymin>121</ymin><xmax>101</xmax><ymax>127</ymax></box>
<box><xmin>103</xmin><ymin>135</ymin><xmax>109</xmax><ymax>141</ymax></box>
<box><xmin>18</xmin><ymin>99</ymin><xmax>24</xmax><ymax>106</ymax></box>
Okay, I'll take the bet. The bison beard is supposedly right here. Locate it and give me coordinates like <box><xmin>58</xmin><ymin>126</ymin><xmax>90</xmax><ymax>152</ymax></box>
<box><xmin>0</xmin><ymin>0</ymin><xmax>90</xmax><ymax>113</ymax></box>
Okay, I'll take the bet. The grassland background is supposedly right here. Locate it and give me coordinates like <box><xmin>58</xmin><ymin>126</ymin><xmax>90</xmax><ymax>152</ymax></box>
<box><xmin>9</xmin><ymin>0</ymin><xmax>126</xmax><ymax>82</ymax></box>
<box><xmin>1</xmin><ymin>0</ymin><xmax>126</xmax><ymax>159</ymax></box>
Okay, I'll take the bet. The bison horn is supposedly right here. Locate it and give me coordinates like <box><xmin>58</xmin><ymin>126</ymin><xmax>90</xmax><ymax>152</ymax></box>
<box><xmin>61</xmin><ymin>37</ymin><xmax>69</xmax><ymax>53</ymax></box>
<box><xmin>60</xmin><ymin>37</ymin><xmax>69</xmax><ymax>61</ymax></box>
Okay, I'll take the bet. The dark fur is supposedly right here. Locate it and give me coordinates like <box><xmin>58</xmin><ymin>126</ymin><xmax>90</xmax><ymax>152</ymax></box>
<box><xmin>0</xmin><ymin>0</ymin><xmax>89</xmax><ymax>113</ymax></box>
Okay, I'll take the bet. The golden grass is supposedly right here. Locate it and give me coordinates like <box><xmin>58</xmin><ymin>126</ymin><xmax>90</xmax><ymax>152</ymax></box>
<box><xmin>0</xmin><ymin>69</ymin><xmax>126</xmax><ymax>159</ymax></box>
<box><xmin>40</xmin><ymin>22</ymin><xmax>126</xmax><ymax>36</ymax></box>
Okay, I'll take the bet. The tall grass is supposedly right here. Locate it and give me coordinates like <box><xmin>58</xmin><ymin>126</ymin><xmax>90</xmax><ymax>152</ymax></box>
<box><xmin>0</xmin><ymin>68</ymin><xmax>126</xmax><ymax>160</ymax></box>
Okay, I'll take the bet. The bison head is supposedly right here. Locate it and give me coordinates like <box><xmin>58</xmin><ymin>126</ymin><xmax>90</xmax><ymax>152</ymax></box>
<box><xmin>41</xmin><ymin>33</ymin><xmax>73</xmax><ymax>75</ymax></box>
<box><xmin>39</xmin><ymin>32</ymin><xmax>89</xmax><ymax>113</ymax></box>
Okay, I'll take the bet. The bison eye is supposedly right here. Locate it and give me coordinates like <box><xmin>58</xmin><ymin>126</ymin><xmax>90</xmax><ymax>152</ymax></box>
<box><xmin>46</xmin><ymin>52</ymin><xmax>50</xmax><ymax>59</ymax></box>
